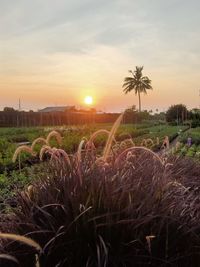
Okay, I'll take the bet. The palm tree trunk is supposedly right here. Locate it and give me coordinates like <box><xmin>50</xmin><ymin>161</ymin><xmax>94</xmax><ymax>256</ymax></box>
<box><xmin>138</xmin><ymin>91</ymin><xmax>141</xmax><ymax>112</ymax></box>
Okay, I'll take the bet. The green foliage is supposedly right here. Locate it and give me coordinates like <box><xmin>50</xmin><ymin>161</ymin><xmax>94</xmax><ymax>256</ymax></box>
<box><xmin>0</xmin><ymin>139</ymin><xmax>16</xmax><ymax>170</ymax></box>
<box><xmin>124</xmin><ymin>108</ymin><xmax>153</xmax><ymax>123</ymax></box>
<box><xmin>174</xmin><ymin>139</ymin><xmax>200</xmax><ymax>160</ymax></box>
<box><xmin>179</xmin><ymin>146</ymin><xmax>187</xmax><ymax>156</ymax></box>
<box><xmin>186</xmin><ymin>149</ymin><xmax>195</xmax><ymax>157</ymax></box>
<box><xmin>133</xmin><ymin>125</ymin><xmax>186</xmax><ymax>146</ymax></box>
<box><xmin>0</xmin><ymin>164</ymin><xmax>48</xmax><ymax>205</ymax></box>
<box><xmin>179</xmin><ymin>128</ymin><xmax>200</xmax><ymax>146</ymax></box>
<box><xmin>0</xmin><ymin>171</ymin><xmax>25</xmax><ymax>198</ymax></box>
<box><xmin>195</xmin><ymin>149</ymin><xmax>200</xmax><ymax>159</ymax></box>
<box><xmin>0</xmin><ymin>124</ymin><xmax>188</xmax><ymax>173</ymax></box>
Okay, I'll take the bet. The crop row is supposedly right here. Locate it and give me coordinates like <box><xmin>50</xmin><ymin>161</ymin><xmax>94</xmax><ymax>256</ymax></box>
<box><xmin>174</xmin><ymin>143</ymin><xmax>200</xmax><ymax>159</ymax></box>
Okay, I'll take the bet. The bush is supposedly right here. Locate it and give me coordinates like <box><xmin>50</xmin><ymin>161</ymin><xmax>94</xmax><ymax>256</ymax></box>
<box><xmin>186</xmin><ymin>149</ymin><xmax>195</xmax><ymax>157</ymax></box>
<box><xmin>1</xmin><ymin>150</ymin><xmax>200</xmax><ymax>267</ymax></box>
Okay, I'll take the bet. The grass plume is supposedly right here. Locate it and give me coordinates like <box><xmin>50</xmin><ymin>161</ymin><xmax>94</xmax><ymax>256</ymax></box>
<box><xmin>0</xmin><ymin>254</ymin><xmax>19</xmax><ymax>266</ymax></box>
<box><xmin>46</xmin><ymin>130</ymin><xmax>62</xmax><ymax>146</ymax></box>
<box><xmin>39</xmin><ymin>145</ymin><xmax>52</xmax><ymax>161</ymax></box>
<box><xmin>12</xmin><ymin>145</ymin><xmax>36</xmax><ymax>163</ymax></box>
<box><xmin>0</xmin><ymin>233</ymin><xmax>42</xmax><ymax>253</ymax></box>
<box><xmin>103</xmin><ymin>113</ymin><xmax>124</xmax><ymax>161</ymax></box>
<box><xmin>31</xmin><ymin>138</ymin><xmax>47</xmax><ymax>151</ymax></box>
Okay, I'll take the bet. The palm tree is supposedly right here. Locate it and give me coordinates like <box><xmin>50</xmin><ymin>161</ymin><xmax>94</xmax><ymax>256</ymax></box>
<box><xmin>123</xmin><ymin>66</ymin><xmax>152</xmax><ymax>112</ymax></box>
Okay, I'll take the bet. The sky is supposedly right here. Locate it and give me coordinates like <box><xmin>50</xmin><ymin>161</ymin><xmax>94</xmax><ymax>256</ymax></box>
<box><xmin>0</xmin><ymin>0</ymin><xmax>200</xmax><ymax>112</ymax></box>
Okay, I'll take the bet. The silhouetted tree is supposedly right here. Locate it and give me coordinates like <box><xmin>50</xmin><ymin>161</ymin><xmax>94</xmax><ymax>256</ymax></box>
<box><xmin>189</xmin><ymin>108</ymin><xmax>200</xmax><ymax>127</ymax></box>
<box><xmin>123</xmin><ymin>66</ymin><xmax>152</xmax><ymax>112</ymax></box>
<box><xmin>3</xmin><ymin>107</ymin><xmax>16</xmax><ymax>112</ymax></box>
<box><xmin>166</xmin><ymin>104</ymin><xmax>188</xmax><ymax>123</ymax></box>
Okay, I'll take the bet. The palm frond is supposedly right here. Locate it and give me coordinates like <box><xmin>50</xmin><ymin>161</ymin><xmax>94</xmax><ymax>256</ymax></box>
<box><xmin>122</xmin><ymin>67</ymin><xmax>152</xmax><ymax>96</ymax></box>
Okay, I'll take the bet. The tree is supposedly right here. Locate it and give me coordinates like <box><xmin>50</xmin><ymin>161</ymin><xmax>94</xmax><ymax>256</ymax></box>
<box><xmin>124</xmin><ymin>105</ymin><xmax>151</xmax><ymax>124</ymax></box>
<box><xmin>166</xmin><ymin>104</ymin><xmax>188</xmax><ymax>123</ymax></box>
<box><xmin>3</xmin><ymin>107</ymin><xmax>16</xmax><ymax>112</ymax></box>
<box><xmin>123</xmin><ymin>66</ymin><xmax>153</xmax><ymax>112</ymax></box>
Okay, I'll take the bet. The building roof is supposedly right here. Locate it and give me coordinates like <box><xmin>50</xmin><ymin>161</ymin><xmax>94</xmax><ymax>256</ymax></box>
<box><xmin>39</xmin><ymin>106</ymin><xmax>75</xmax><ymax>113</ymax></box>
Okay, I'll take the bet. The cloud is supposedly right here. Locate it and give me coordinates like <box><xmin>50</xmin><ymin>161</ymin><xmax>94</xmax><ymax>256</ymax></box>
<box><xmin>1</xmin><ymin>0</ymin><xmax>200</xmax><ymax>110</ymax></box>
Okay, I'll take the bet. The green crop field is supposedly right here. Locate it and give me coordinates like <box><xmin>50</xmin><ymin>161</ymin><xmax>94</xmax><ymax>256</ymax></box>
<box><xmin>172</xmin><ymin>127</ymin><xmax>200</xmax><ymax>160</ymax></box>
<box><xmin>0</xmin><ymin>123</ymin><xmax>187</xmax><ymax>171</ymax></box>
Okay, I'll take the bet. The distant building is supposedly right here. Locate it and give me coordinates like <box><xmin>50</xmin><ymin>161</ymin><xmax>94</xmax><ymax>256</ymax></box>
<box><xmin>38</xmin><ymin>106</ymin><xmax>75</xmax><ymax>113</ymax></box>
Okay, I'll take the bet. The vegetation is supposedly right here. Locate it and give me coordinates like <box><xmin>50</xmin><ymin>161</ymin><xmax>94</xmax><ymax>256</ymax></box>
<box><xmin>1</xmin><ymin>139</ymin><xmax>200</xmax><ymax>266</ymax></box>
<box><xmin>172</xmin><ymin>127</ymin><xmax>200</xmax><ymax>160</ymax></box>
<box><xmin>174</xmin><ymin>143</ymin><xmax>200</xmax><ymax>160</ymax></box>
<box><xmin>178</xmin><ymin>127</ymin><xmax>200</xmax><ymax>146</ymax></box>
<box><xmin>0</xmin><ymin>165</ymin><xmax>44</xmax><ymax>207</ymax></box>
<box><xmin>0</xmin><ymin>116</ymin><xmax>199</xmax><ymax>266</ymax></box>
<box><xmin>0</xmin><ymin>123</ymin><xmax>187</xmax><ymax>173</ymax></box>
<box><xmin>0</xmin><ymin>123</ymin><xmax>188</xmax><ymax>209</ymax></box>
<box><xmin>166</xmin><ymin>104</ymin><xmax>189</xmax><ymax>123</ymax></box>
<box><xmin>190</xmin><ymin>109</ymin><xmax>200</xmax><ymax>128</ymax></box>
<box><xmin>123</xmin><ymin>66</ymin><xmax>153</xmax><ymax>112</ymax></box>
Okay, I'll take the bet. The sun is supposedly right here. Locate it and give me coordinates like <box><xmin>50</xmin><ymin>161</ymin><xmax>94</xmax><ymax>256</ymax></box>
<box><xmin>84</xmin><ymin>95</ymin><xmax>93</xmax><ymax>105</ymax></box>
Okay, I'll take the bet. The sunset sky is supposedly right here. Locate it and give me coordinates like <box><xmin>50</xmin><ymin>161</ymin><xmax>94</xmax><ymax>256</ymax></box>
<box><xmin>0</xmin><ymin>0</ymin><xmax>200</xmax><ymax>112</ymax></box>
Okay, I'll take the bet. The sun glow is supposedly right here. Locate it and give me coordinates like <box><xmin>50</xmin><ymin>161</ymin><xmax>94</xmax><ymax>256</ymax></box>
<box><xmin>84</xmin><ymin>96</ymin><xmax>93</xmax><ymax>105</ymax></box>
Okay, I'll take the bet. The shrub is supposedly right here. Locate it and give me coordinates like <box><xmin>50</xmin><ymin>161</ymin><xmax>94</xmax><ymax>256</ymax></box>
<box><xmin>186</xmin><ymin>149</ymin><xmax>195</xmax><ymax>157</ymax></box>
<box><xmin>1</xmin><ymin>150</ymin><xmax>200</xmax><ymax>267</ymax></box>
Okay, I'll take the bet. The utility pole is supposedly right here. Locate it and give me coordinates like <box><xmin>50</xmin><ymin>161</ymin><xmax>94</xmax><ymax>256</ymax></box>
<box><xmin>19</xmin><ymin>98</ymin><xmax>21</xmax><ymax>111</ymax></box>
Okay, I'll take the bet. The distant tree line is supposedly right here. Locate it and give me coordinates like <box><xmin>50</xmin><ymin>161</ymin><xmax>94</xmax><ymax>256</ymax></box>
<box><xmin>0</xmin><ymin>108</ymin><xmax>132</xmax><ymax>127</ymax></box>
<box><xmin>166</xmin><ymin>104</ymin><xmax>200</xmax><ymax>127</ymax></box>
<box><xmin>0</xmin><ymin>108</ymin><xmax>119</xmax><ymax>127</ymax></box>
<box><xmin>1</xmin><ymin>104</ymin><xmax>199</xmax><ymax>127</ymax></box>
<box><xmin>0</xmin><ymin>106</ymin><xmax>161</xmax><ymax>127</ymax></box>
<box><xmin>124</xmin><ymin>105</ymin><xmax>165</xmax><ymax>123</ymax></box>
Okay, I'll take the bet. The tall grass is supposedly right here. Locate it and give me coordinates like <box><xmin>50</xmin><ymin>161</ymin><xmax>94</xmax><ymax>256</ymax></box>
<box><xmin>12</xmin><ymin>130</ymin><xmax>62</xmax><ymax>167</ymax></box>
<box><xmin>103</xmin><ymin>113</ymin><xmax>123</xmax><ymax>161</ymax></box>
<box><xmin>1</xmin><ymin>115</ymin><xmax>200</xmax><ymax>266</ymax></box>
<box><xmin>31</xmin><ymin>138</ymin><xmax>47</xmax><ymax>151</ymax></box>
<box><xmin>0</xmin><ymin>233</ymin><xmax>42</xmax><ymax>267</ymax></box>
<box><xmin>1</xmin><ymin>151</ymin><xmax>200</xmax><ymax>266</ymax></box>
<box><xmin>46</xmin><ymin>131</ymin><xmax>62</xmax><ymax>146</ymax></box>
<box><xmin>12</xmin><ymin>146</ymin><xmax>36</xmax><ymax>163</ymax></box>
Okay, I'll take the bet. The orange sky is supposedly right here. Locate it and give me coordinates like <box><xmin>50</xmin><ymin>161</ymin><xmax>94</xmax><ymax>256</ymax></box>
<box><xmin>1</xmin><ymin>1</ymin><xmax>200</xmax><ymax>112</ymax></box>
